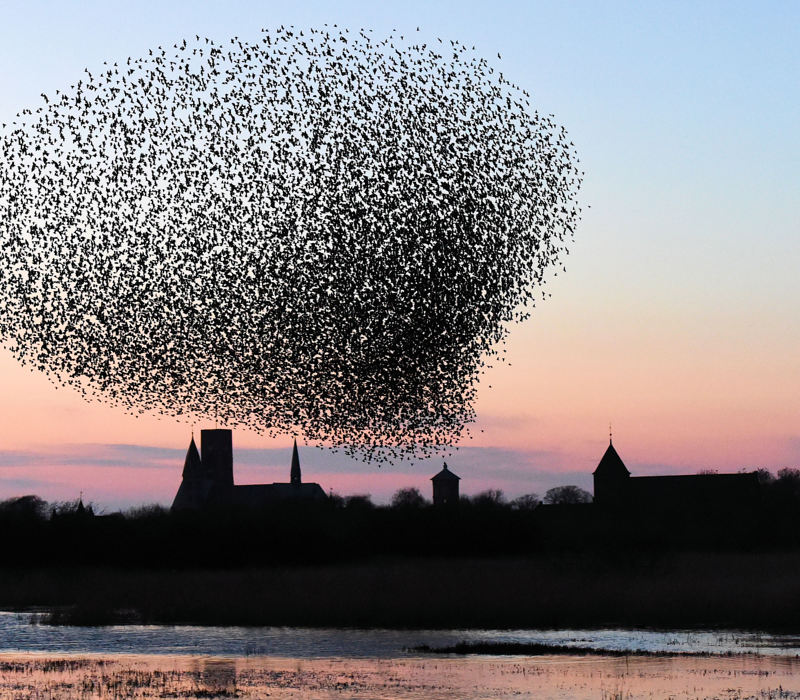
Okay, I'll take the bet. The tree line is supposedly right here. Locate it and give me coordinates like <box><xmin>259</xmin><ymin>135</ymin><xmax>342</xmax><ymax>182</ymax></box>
<box><xmin>0</xmin><ymin>468</ymin><xmax>798</xmax><ymax>568</ymax></box>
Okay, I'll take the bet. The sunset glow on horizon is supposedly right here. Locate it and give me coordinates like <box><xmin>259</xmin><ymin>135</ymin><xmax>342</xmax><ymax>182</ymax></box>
<box><xmin>0</xmin><ymin>0</ymin><xmax>797</xmax><ymax>508</ymax></box>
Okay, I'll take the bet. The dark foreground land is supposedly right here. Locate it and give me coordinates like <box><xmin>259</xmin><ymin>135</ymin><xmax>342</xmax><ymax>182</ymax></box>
<box><xmin>3</xmin><ymin>489</ymin><xmax>800</xmax><ymax>629</ymax></box>
<box><xmin>2</xmin><ymin>551</ymin><xmax>800</xmax><ymax>629</ymax></box>
<box><xmin>411</xmin><ymin>642</ymin><xmax>724</xmax><ymax>656</ymax></box>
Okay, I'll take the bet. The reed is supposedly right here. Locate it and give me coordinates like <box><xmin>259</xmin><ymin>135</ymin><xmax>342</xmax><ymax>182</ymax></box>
<box><xmin>2</xmin><ymin>551</ymin><xmax>800</xmax><ymax>630</ymax></box>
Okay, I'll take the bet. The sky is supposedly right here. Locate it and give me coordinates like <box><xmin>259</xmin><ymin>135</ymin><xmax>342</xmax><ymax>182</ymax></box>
<box><xmin>0</xmin><ymin>0</ymin><xmax>797</xmax><ymax>509</ymax></box>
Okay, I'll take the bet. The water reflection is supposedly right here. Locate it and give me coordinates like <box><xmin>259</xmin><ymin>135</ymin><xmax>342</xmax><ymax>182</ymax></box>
<box><xmin>2</xmin><ymin>653</ymin><xmax>800</xmax><ymax>699</ymax></box>
<box><xmin>193</xmin><ymin>657</ymin><xmax>237</xmax><ymax>695</ymax></box>
<box><xmin>5</xmin><ymin>612</ymin><xmax>800</xmax><ymax>698</ymax></box>
<box><xmin>4</xmin><ymin>612</ymin><xmax>800</xmax><ymax>657</ymax></box>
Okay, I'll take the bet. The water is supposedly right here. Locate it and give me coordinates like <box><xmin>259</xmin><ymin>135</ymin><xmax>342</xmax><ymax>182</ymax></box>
<box><xmin>3</xmin><ymin>611</ymin><xmax>800</xmax><ymax>657</ymax></box>
<box><xmin>3</xmin><ymin>612</ymin><xmax>800</xmax><ymax>698</ymax></box>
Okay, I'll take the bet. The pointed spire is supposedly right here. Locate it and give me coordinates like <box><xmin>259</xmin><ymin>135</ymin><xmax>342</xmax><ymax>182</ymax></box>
<box><xmin>290</xmin><ymin>438</ymin><xmax>301</xmax><ymax>486</ymax></box>
<box><xmin>593</xmin><ymin>439</ymin><xmax>630</xmax><ymax>477</ymax></box>
<box><xmin>182</xmin><ymin>434</ymin><xmax>202</xmax><ymax>479</ymax></box>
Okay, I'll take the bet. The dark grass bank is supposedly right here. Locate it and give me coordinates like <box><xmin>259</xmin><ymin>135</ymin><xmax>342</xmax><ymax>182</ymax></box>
<box><xmin>410</xmin><ymin>642</ymin><xmax>747</xmax><ymax>656</ymax></box>
<box><xmin>4</xmin><ymin>551</ymin><xmax>800</xmax><ymax>629</ymax></box>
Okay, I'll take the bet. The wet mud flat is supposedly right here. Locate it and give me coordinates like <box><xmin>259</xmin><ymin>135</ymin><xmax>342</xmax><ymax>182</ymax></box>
<box><xmin>2</xmin><ymin>652</ymin><xmax>800</xmax><ymax>699</ymax></box>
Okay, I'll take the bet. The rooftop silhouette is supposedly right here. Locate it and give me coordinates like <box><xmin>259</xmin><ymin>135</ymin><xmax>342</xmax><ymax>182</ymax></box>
<box><xmin>592</xmin><ymin>438</ymin><xmax>760</xmax><ymax>510</ymax></box>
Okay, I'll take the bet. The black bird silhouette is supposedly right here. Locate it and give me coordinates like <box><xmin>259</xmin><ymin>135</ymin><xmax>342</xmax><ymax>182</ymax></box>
<box><xmin>0</xmin><ymin>27</ymin><xmax>581</xmax><ymax>462</ymax></box>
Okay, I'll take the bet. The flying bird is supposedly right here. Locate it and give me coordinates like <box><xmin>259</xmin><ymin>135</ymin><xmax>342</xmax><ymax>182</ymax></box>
<box><xmin>0</xmin><ymin>27</ymin><xmax>581</xmax><ymax>462</ymax></box>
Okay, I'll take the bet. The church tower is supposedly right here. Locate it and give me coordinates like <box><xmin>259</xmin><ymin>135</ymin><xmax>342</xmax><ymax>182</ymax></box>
<box><xmin>593</xmin><ymin>439</ymin><xmax>630</xmax><ymax>505</ymax></box>
<box><xmin>201</xmin><ymin>429</ymin><xmax>233</xmax><ymax>488</ymax></box>
<box><xmin>431</xmin><ymin>462</ymin><xmax>460</xmax><ymax>506</ymax></box>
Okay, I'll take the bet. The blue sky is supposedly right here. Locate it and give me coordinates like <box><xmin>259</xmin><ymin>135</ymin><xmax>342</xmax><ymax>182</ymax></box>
<box><xmin>0</xmin><ymin>1</ymin><xmax>797</xmax><ymax>507</ymax></box>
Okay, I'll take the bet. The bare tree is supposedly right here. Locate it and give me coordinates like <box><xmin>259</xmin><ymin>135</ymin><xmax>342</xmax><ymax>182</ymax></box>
<box><xmin>510</xmin><ymin>494</ymin><xmax>541</xmax><ymax>510</ymax></box>
<box><xmin>543</xmin><ymin>485</ymin><xmax>592</xmax><ymax>505</ymax></box>
<box><xmin>391</xmin><ymin>487</ymin><xmax>428</xmax><ymax>509</ymax></box>
<box><xmin>470</xmin><ymin>489</ymin><xmax>506</xmax><ymax>506</ymax></box>
<box><xmin>754</xmin><ymin>468</ymin><xmax>774</xmax><ymax>485</ymax></box>
<box><xmin>344</xmin><ymin>494</ymin><xmax>374</xmax><ymax>510</ymax></box>
<box><xmin>124</xmin><ymin>504</ymin><xmax>169</xmax><ymax>519</ymax></box>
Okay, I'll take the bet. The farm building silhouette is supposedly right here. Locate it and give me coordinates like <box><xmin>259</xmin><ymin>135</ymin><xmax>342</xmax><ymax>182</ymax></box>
<box><xmin>535</xmin><ymin>439</ymin><xmax>762</xmax><ymax>548</ymax></box>
<box><xmin>593</xmin><ymin>439</ymin><xmax>760</xmax><ymax>510</ymax></box>
<box><xmin>172</xmin><ymin>429</ymin><xmax>327</xmax><ymax>511</ymax></box>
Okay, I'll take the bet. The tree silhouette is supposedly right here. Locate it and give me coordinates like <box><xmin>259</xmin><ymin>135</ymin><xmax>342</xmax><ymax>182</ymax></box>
<box><xmin>543</xmin><ymin>485</ymin><xmax>592</xmax><ymax>505</ymax></box>
<box><xmin>391</xmin><ymin>487</ymin><xmax>428</xmax><ymax>509</ymax></box>
<box><xmin>511</xmin><ymin>494</ymin><xmax>541</xmax><ymax>510</ymax></box>
<box><xmin>470</xmin><ymin>489</ymin><xmax>506</xmax><ymax>507</ymax></box>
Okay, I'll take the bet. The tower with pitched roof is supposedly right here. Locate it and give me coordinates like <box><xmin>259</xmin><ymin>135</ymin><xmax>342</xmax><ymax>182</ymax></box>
<box><xmin>431</xmin><ymin>462</ymin><xmax>460</xmax><ymax>506</ymax></box>
<box><xmin>592</xmin><ymin>439</ymin><xmax>631</xmax><ymax>505</ymax></box>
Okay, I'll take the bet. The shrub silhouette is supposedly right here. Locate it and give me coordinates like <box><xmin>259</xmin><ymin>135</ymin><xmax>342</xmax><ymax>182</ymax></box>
<box><xmin>469</xmin><ymin>489</ymin><xmax>506</xmax><ymax>507</ymax></box>
<box><xmin>0</xmin><ymin>495</ymin><xmax>48</xmax><ymax>520</ymax></box>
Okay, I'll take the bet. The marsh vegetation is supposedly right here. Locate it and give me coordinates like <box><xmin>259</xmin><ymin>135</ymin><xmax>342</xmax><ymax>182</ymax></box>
<box><xmin>2</xmin><ymin>651</ymin><xmax>800</xmax><ymax>699</ymax></box>
<box><xmin>1</xmin><ymin>471</ymin><xmax>800</xmax><ymax>629</ymax></box>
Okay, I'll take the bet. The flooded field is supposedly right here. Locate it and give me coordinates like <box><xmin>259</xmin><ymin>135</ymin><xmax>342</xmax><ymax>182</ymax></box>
<box><xmin>3</xmin><ymin>652</ymin><xmax>800</xmax><ymax>699</ymax></box>
<box><xmin>3</xmin><ymin>613</ymin><xmax>800</xmax><ymax>698</ymax></box>
<box><xmin>5</xmin><ymin>612</ymin><xmax>800</xmax><ymax>657</ymax></box>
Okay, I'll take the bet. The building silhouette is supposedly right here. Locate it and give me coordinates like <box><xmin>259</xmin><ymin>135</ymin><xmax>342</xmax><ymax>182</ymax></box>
<box><xmin>172</xmin><ymin>429</ymin><xmax>327</xmax><ymax>511</ymax></box>
<box><xmin>534</xmin><ymin>438</ymin><xmax>762</xmax><ymax>548</ymax></box>
<box><xmin>593</xmin><ymin>439</ymin><xmax>760</xmax><ymax>511</ymax></box>
<box><xmin>431</xmin><ymin>462</ymin><xmax>460</xmax><ymax>505</ymax></box>
<box><xmin>592</xmin><ymin>440</ymin><xmax>630</xmax><ymax>505</ymax></box>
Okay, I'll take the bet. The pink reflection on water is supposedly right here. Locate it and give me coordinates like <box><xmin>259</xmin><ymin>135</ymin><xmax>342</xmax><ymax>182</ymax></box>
<box><xmin>2</xmin><ymin>652</ymin><xmax>800</xmax><ymax>699</ymax></box>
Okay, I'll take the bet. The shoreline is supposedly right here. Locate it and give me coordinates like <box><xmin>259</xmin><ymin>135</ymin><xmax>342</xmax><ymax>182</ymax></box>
<box><xmin>8</xmin><ymin>606</ymin><xmax>799</xmax><ymax>635</ymax></box>
<box><xmin>3</xmin><ymin>619</ymin><xmax>799</xmax><ymax>660</ymax></box>
<box><xmin>0</xmin><ymin>646</ymin><xmax>793</xmax><ymax>660</ymax></box>
<box><xmin>409</xmin><ymin>642</ymin><xmax>795</xmax><ymax>657</ymax></box>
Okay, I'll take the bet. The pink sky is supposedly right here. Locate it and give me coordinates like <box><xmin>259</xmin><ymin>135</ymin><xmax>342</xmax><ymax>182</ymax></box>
<box><xmin>0</xmin><ymin>200</ymin><xmax>797</xmax><ymax>507</ymax></box>
<box><xmin>0</xmin><ymin>2</ymin><xmax>797</xmax><ymax>509</ymax></box>
<box><xmin>0</xmin><ymin>282</ymin><xmax>797</xmax><ymax>510</ymax></box>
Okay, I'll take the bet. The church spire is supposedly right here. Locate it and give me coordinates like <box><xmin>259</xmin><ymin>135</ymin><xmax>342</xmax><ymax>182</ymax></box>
<box><xmin>290</xmin><ymin>438</ymin><xmax>301</xmax><ymax>486</ymax></box>
<box><xmin>182</xmin><ymin>434</ymin><xmax>202</xmax><ymax>479</ymax></box>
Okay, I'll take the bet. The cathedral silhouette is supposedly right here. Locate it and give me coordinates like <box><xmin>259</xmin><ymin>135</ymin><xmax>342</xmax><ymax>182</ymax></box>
<box><xmin>171</xmin><ymin>429</ymin><xmax>327</xmax><ymax>511</ymax></box>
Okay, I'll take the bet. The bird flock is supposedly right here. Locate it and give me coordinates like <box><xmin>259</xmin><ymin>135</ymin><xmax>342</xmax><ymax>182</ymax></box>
<box><xmin>0</xmin><ymin>27</ymin><xmax>581</xmax><ymax>461</ymax></box>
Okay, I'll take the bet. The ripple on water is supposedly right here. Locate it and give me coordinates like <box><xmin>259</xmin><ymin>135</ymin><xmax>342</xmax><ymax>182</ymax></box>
<box><xmin>3</xmin><ymin>611</ymin><xmax>800</xmax><ymax>658</ymax></box>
